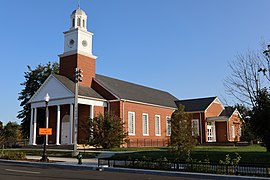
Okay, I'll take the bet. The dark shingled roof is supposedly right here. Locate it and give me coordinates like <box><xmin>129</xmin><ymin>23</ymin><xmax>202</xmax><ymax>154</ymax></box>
<box><xmin>54</xmin><ymin>74</ymin><xmax>104</xmax><ymax>100</ymax></box>
<box><xmin>220</xmin><ymin>107</ymin><xmax>235</xmax><ymax>117</ymax></box>
<box><xmin>95</xmin><ymin>74</ymin><xmax>178</xmax><ymax>108</ymax></box>
<box><xmin>176</xmin><ymin>96</ymin><xmax>217</xmax><ymax>112</ymax></box>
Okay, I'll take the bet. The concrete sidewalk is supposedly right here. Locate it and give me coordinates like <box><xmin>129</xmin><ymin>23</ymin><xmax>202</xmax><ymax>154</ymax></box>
<box><xmin>26</xmin><ymin>155</ymin><xmax>99</xmax><ymax>166</ymax></box>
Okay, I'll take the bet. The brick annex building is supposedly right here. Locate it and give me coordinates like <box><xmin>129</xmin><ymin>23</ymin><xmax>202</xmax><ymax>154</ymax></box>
<box><xmin>28</xmin><ymin>7</ymin><xmax>242</xmax><ymax>148</ymax></box>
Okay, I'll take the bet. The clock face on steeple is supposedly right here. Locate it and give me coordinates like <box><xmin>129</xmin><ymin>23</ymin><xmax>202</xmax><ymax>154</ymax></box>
<box><xmin>82</xmin><ymin>40</ymin><xmax>88</xmax><ymax>47</ymax></box>
<box><xmin>68</xmin><ymin>39</ymin><xmax>75</xmax><ymax>48</ymax></box>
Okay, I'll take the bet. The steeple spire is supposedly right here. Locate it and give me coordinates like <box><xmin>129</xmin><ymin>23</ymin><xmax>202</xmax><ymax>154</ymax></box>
<box><xmin>78</xmin><ymin>0</ymin><xmax>80</xmax><ymax>9</ymax></box>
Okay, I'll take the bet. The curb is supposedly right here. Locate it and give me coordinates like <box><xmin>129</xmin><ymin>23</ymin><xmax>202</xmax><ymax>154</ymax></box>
<box><xmin>0</xmin><ymin>159</ymin><xmax>268</xmax><ymax>180</ymax></box>
<box><xmin>102</xmin><ymin>167</ymin><xmax>269</xmax><ymax>180</ymax></box>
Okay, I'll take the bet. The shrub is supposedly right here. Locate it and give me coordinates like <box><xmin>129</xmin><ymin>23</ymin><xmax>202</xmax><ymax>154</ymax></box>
<box><xmin>0</xmin><ymin>151</ymin><xmax>26</xmax><ymax>160</ymax></box>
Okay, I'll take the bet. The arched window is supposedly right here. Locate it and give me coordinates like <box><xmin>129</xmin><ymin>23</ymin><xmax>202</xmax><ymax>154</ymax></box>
<box><xmin>72</xmin><ymin>18</ymin><xmax>75</xmax><ymax>27</ymax></box>
<box><xmin>83</xmin><ymin>20</ymin><xmax>85</xmax><ymax>28</ymax></box>
<box><xmin>77</xmin><ymin>17</ymin><xmax>81</xmax><ymax>26</ymax></box>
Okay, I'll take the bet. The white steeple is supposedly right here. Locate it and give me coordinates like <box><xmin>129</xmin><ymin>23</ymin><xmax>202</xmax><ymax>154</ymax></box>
<box><xmin>60</xmin><ymin>7</ymin><xmax>96</xmax><ymax>59</ymax></box>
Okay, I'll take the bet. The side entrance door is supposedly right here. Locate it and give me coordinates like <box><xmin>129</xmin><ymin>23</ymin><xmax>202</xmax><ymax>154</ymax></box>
<box><xmin>207</xmin><ymin>122</ymin><xmax>216</xmax><ymax>142</ymax></box>
<box><xmin>61</xmin><ymin>115</ymin><xmax>70</xmax><ymax>144</ymax></box>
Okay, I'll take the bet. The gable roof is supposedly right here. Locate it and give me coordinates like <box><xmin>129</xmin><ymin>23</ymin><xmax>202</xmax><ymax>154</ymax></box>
<box><xmin>53</xmin><ymin>74</ymin><xmax>104</xmax><ymax>100</ymax></box>
<box><xmin>220</xmin><ymin>107</ymin><xmax>235</xmax><ymax>117</ymax></box>
<box><xmin>220</xmin><ymin>106</ymin><xmax>242</xmax><ymax>119</ymax></box>
<box><xmin>176</xmin><ymin>96</ymin><xmax>217</xmax><ymax>112</ymax></box>
<box><xmin>94</xmin><ymin>74</ymin><xmax>178</xmax><ymax>108</ymax></box>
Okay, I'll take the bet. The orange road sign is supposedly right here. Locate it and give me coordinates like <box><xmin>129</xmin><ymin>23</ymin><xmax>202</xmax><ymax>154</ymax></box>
<box><xmin>39</xmin><ymin>128</ymin><xmax>52</xmax><ymax>135</ymax></box>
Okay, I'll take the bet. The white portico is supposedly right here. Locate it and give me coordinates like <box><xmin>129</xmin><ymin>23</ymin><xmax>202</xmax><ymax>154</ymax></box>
<box><xmin>28</xmin><ymin>74</ymin><xmax>107</xmax><ymax>145</ymax></box>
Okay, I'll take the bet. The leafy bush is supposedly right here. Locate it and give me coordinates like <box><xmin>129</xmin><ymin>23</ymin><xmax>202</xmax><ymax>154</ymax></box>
<box><xmin>0</xmin><ymin>151</ymin><xmax>26</xmax><ymax>160</ymax></box>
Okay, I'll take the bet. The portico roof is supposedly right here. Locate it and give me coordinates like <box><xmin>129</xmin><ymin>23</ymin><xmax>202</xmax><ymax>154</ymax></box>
<box><xmin>54</xmin><ymin>74</ymin><xmax>104</xmax><ymax>100</ymax></box>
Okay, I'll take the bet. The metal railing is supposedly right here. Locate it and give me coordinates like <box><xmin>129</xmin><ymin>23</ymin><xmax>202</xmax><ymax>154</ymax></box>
<box><xmin>98</xmin><ymin>158</ymin><xmax>270</xmax><ymax>177</ymax></box>
<box><xmin>127</xmin><ymin>139</ymin><xmax>170</xmax><ymax>147</ymax></box>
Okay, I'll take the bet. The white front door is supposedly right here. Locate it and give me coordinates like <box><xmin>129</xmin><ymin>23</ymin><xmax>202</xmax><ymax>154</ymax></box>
<box><xmin>207</xmin><ymin>122</ymin><xmax>216</xmax><ymax>142</ymax></box>
<box><xmin>61</xmin><ymin>115</ymin><xmax>70</xmax><ymax>144</ymax></box>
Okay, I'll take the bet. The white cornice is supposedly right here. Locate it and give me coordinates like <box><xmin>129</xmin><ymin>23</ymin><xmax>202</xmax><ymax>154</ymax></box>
<box><xmin>58</xmin><ymin>50</ymin><xmax>97</xmax><ymax>59</ymax></box>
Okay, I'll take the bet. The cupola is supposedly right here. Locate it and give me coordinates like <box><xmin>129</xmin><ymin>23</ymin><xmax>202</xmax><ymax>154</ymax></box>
<box><xmin>70</xmin><ymin>7</ymin><xmax>88</xmax><ymax>31</ymax></box>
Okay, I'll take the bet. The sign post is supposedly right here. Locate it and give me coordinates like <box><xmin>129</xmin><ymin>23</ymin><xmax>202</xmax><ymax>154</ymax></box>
<box><xmin>40</xmin><ymin>93</ymin><xmax>51</xmax><ymax>162</ymax></box>
<box><xmin>39</xmin><ymin>127</ymin><xmax>52</xmax><ymax>162</ymax></box>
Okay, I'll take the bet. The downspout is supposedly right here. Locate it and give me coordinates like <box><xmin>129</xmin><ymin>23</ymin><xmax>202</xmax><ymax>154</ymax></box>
<box><xmin>200</xmin><ymin>112</ymin><xmax>203</xmax><ymax>144</ymax></box>
<box><xmin>107</xmin><ymin>101</ymin><xmax>110</xmax><ymax>113</ymax></box>
<box><xmin>122</xmin><ymin>100</ymin><xmax>125</xmax><ymax>124</ymax></box>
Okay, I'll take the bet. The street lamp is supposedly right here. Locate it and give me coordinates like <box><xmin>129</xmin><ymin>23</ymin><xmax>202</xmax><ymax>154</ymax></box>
<box><xmin>41</xmin><ymin>93</ymin><xmax>50</xmax><ymax>162</ymax></box>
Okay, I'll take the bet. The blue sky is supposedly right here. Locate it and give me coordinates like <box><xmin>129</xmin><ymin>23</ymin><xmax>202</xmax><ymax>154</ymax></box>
<box><xmin>0</xmin><ymin>0</ymin><xmax>269</xmax><ymax>124</ymax></box>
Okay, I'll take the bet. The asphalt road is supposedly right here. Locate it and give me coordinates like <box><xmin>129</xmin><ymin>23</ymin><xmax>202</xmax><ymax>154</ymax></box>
<box><xmin>0</xmin><ymin>162</ymin><xmax>198</xmax><ymax>180</ymax></box>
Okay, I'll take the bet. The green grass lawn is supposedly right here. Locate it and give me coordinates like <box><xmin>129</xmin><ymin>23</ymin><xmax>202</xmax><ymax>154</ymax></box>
<box><xmin>111</xmin><ymin>145</ymin><xmax>270</xmax><ymax>164</ymax></box>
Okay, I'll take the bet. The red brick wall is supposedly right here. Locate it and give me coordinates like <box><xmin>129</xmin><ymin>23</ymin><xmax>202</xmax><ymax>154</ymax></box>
<box><xmin>228</xmin><ymin>114</ymin><xmax>242</xmax><ymax>142</ymax></box>
<box><xmin>118</xmin><ymin>101</ymin><xmax>175</xmax><ymax>147</ymax></box>
<box><xmin>205</xmin><ymin>102</ymin><xmax>223</xmax><ymax>117</ymax></box>
<box><xmin>94</xmin><ymin>106</ymin><xmax>105</xmax><ymax>117</ymax></box>
<box><xmin>48</xmin><ymin>106</ymin><xmax>57</xmax><ymax>144</ymax></box>
<box><xmin>109</xmin><ymin>101</ymin><xmax>121</xmax><ymax>118</ymax></box>
<box><xmin>59</xmin><ymin>54</ymin><xmax>96</xmax><ymax>87</ymax></box>
<box><xmin>77</xmin><ymin>104</ymin><xmax>91</xmax><ymax>144</ymax></box>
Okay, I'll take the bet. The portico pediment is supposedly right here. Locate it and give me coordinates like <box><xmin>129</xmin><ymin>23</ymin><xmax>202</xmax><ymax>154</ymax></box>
<box><xmin>29</xmin><ymin>74</ymin><xmax>74</xmax><ymax>104</ymax></box>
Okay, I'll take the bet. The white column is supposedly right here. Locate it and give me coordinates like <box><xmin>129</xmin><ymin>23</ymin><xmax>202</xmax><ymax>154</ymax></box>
<box><xmin>29</xmin><ymin>108</ymin><xmax>34</xmax><ymax>145</ymax></box>
<box><xmin>33</xmin><ymin>108</ymin><xmax>37</xmax><ymax>145</ymax></box>
<box><xmin>69</xmin><ymin>104</ymin><xmax>74</xmax><ymax>145</ymax></box>
<box><xmin>56</xmin><ymin>105</ymin><xmax>61</xmax><ymax>145</ymax></box>
<box><xmin>90</xmin><ymin>105</ymin><xmax>94</xmax><ymax>140</ymax></box>
<box><xmin>46</xmin><ymin>106</ymin><xmax>49</xmax><ymax>145</ymax></box>
<box><xmin>90</xmin><ymin>105</ymin><xmax>94</xmax><ymax>119</ymax></box>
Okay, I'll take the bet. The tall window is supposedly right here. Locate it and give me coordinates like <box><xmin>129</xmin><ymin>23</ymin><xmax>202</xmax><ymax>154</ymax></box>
<box><xmin>77</xmin><ymin>17</ymin><xmax>81</xmax><ymax>26</ymax></box>
<box><xmin>192</xmin><ymin>119</ymin><xmax>199</xmax><ymax>136</ymax></box>
<box><xmin>83</xmin><ymin>19</ymin><xmax>85</xmax><ymax>27</ymax></box>
<box><xmin>155</xmin><ymin>115</ymin><xmax>161</xmax><ymax>136</ymax></box>
<box><xmin>232</xmin><ymin>126</ymin><xmax>235</xmax><ymax>138</ymax></box>
<box><xmin>142</xmin><ymin>113</ymin><xmax>149</xmax><ymax>136</ymax></box>
<box><xmin>239</xmin><ymin>127</ymin><xmax>242</xmax><ymax>136</ymax></box>
<box><xmin>166</xmin><ymin>116</ymin><xmax>171</xmax><ymax>136</ymax></box>
<box><xmin>128</xmin><ymin>112</ymin><xmax>135</xmax><ymax>135</ymax></box>
<box><xmin>72</xmin><ymin>18</ymin><xmax>75</xmax><ymax>27</ymax></box>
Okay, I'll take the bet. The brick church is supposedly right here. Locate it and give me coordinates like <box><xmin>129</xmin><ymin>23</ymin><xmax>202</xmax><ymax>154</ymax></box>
<box><xmin>28</xmin><ymin>7</ymin><xmax>242</xmax><ymax>148</ymax></box>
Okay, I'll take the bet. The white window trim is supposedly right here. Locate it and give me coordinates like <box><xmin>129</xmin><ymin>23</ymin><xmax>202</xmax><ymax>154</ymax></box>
<box><xmin>128</xmin><ymin>111</ymin><xmax>135</xmax><ymax>136</ymax></box>
<box><xmin>155</xmin><ymin>115</ymin><xmax>161</xmax><ymax>136</ymax></box>
<box><xmin>142</xmin><ymin>113</ymin><xmax>149</xmax><ymax>136</ymax></box>
<box><xmin>232</xmin><ymin>125</ymin><xmax>235</xmax><ymax>138</ymax></box>
<box><xmin>166</xmin><ymin>116</ymin><xmax>171</xmax><ymax>136</ymax></box>
<box><xmin>192</xmin><ymin>119</ymin><xmax>199</xmax><ymax>136</ymax></box>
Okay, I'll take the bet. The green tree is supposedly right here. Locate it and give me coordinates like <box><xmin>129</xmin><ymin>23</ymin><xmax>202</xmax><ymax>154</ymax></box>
<box><xmin>233</xmin><ymin>104</ymin><xmax>258</xmax><ymax>142</ymax></box>
<box><xmin>250</xmin><ymin>89</ymin><xmax>270</xmax><ymax>151</ymax></box>
<box><xmin>0</xmin><ymin>121</ymin><xmax>4</xmax><ymax>148</ymax></box>
<box><xmin>86</xmin><ymin>112</ymin><xmax>128</xmax><ymax>149</ymax></box>
<box><xmin>170</xmin><ymin>105</ymin><xmax>197</xmax><ymax>160</ymax></box>
<box><xmin>17</xmin><ymin>62</ymin><xmax>59</xmax><ymax>138</ymax></box>
<box><xmin>3</xmin><ymin>122</ymin><xmax>21</xmax><ymax>147</ymax></box>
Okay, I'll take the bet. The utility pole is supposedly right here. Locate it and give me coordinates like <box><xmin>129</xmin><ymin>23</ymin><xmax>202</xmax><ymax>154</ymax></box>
<box><xmin>73</xmin><ymin>68</ymin><xmax>83</xmax><ymax>156</ymax></box>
